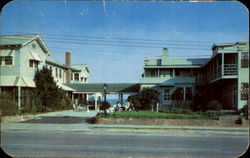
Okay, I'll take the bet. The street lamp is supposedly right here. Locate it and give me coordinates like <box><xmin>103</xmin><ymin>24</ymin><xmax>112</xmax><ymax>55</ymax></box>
<box><xmin>103</xmin><ymin>83</ymin><xmax>107</xmax><ymax>102</ymax></box>
<box><xmin>103</xmin><ymin>83</ymin><xmax>108</xmax><ymax>115</ymax></box>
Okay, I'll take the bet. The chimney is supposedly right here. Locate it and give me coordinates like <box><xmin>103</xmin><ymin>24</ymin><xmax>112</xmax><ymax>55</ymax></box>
<box><xmin>65</xmin><ymin>52</ymin><xmax>71</xmax><ymax>83</ymax></box>
<box><xmin>161</xmin><ymin>48</ymin><xmax>169</xmax><ymax>65</ymax></box>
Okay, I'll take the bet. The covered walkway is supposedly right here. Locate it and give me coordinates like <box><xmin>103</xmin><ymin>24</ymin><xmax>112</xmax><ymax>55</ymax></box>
<box><xmin>64</xmin><ymin>83</ymin><xmax>140</xmax><ymax>110</ymax></box>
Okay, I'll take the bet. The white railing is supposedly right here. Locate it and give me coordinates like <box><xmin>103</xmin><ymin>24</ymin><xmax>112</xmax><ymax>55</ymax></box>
<box><xmin>224</xmin><ymin>64</ymin><xmax>237</xmax><ymax>75</ymax></box>
<box><xmin>207</xmin><ymin>64</ymin><xmax>238</xmax><ymax>82</ymax></box>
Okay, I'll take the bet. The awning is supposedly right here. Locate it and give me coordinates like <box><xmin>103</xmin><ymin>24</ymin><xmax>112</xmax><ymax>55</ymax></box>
<box><xmin>0</xmin><ymin>76</ymin><xmax>35</xmax><ymax>87</ymax></box>
<box><xmin>158</xmin><ymin>77</ymin><xmax>195</xmax><ymax>87</ymax></box>
<box><xmin>0</xmin><ymin>49</ymin><xmax>14</xmax><ymax>57</ymax></box>
<box><xmin>158</xmin><ymin>82</ymin><xmax>175</xmax><ymax>87</ymax></box>
<box><xmin>29</xmin><ymin>51</ymin><xmax>42</xmax><ymax>61</ymax></box>
<box><xmin>14</xmin><ymin>77</ymin><xmax>35</xmax><ymax>87</ymax></box>
<box><xmin>58</xmin><ymin>83</ymin><xmax>76</xmax><ymax>92</ymax></box>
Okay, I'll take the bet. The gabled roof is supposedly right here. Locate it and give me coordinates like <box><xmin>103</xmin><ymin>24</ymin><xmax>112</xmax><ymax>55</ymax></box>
<box><xmin>45</xmin><ymin>58</ymin><xmax>81</xmax><ymax>72</ymax></box>
<box><xmin>0</xmin><ymin>34</ymin><xmax>51</xmax><ymax>56</ymax></box>
<box><xmin>72</xmin><ymin>64</ymin><xmax>90</xmax><ymax>73</ymax></box>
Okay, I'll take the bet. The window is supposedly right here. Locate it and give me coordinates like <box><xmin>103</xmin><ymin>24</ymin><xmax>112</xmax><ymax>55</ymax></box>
<box><xmin>241</xmin><ymin>52</ymin><xmax>249</xmax><ymax>68</ymax></box>
<box><xmin>0</xmin><ymin>58</ymin><xmax>2</xmax><ymax>65</ymax></box>
<box><xmin>160</xmin><ymin>69</ymin><xmax>170</xmax><ymax>77</ymax></box>
<box><xmin>5</xmin><ymin>57</ymin><xmax>13</xmax><ymax>65</ymax></box>
<box><xmin>241</xmin><ymin>83</ymin><xmax>249</xmax><ymax>100</ymax></box>
<box><xmin>34</xmin><ymin>61</ymin><xmax>38</xmax><ymax>68</ymax></box>
<box><xmin>81</xmin><ymin>77</ymin><xmax>84</xmax><ymax>82</ymax></box>
<box><xmin>55</xmin><ymin>68</ymin><xmax>58</xmax><ymax>77</ymax></box>
<box><xmin>29</xmin><ymin>60</ymin><xmax>39</xmax><ymax>68</ymax></box>
<box><xmin>59</xmin><ymin>69</ymin><xmax>62</xmax><ymax>78</ymax></box>
<box><xmin>29</xmin><ymin>60</ymin><xmax>33</xmax><ymax>67</ymax></box>
<box><xmin>149</xmin><ymin>69</ymin><xmax>157</xmax><ymax>77</ymax></box>
<box><xmin>175</xmin><ymin>69</ymin><xmax>180</xmax><ymax>76</ymax></box>
<box><xmin>74</xmin><ymin>73</ymin><xmax>79</xmax><ymax>81</ymax></box>
<box><xmin>163</xmin><ymin>88</ymin><xmax>171</xmax><ymax>100</ymax></box>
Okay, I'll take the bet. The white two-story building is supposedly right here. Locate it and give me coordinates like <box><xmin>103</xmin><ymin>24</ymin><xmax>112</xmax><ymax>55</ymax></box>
<box><xmin>141</xmin><ymin>42</ymin><xmax>249</xmax><ymax>110</ymax></box>
<box><xmin>0</xmin><ymin>34</ymin><xmax>90</xmax><ymax>109</ymax></box>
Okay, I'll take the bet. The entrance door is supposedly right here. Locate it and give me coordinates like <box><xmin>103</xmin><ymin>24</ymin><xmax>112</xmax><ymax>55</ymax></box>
<box><xmin>162</xmin><ymin>87</ymin><xmax>172</xmax><ymax>107</ymax></box>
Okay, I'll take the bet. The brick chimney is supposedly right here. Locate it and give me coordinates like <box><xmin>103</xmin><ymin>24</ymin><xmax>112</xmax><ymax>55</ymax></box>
<box><xmin>161</xmin><ymin>48</ymin><xmax>169</xmax><ymax>65</ymax></box>
<box><xmin>65</xmin><ymin>52</ymin><xmax>71</xmax><ymax>83</ymax></box>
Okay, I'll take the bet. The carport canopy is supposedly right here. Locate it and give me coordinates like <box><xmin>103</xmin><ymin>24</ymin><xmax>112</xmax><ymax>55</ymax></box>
<box><xmin>64</xmin><ymin>83</ymin><xmax>140</xmax><ymax>94</ymax></box>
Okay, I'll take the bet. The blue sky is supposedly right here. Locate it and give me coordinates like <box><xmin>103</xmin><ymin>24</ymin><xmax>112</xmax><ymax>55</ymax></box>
<box><xmin>1</xmin><ymin>1</ymin><xmax>248</xmax><ymax>83</ymax></box>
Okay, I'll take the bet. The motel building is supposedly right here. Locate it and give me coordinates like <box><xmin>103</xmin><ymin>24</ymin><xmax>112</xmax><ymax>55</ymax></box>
<box><xmin>140</xmin><ymin>42</ymin><xmax>249</xmax><ymax>111</ymax></box>
<box><xmin>0</xmin><ymin>35</ymin><xmax>90</xmax><ymax>110</ymax></box>
<box><xmin>0</xmin><ymin>34</ymin><xmax>249</xmax><ymax>112</ymax></box>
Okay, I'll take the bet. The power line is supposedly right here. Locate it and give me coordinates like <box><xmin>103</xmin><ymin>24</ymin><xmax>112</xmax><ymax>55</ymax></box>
<box><xmin>2</xmin><ymin>31</ymin><xmax>215</xmax><ymax>44</ymax></box>
<box><xmin>1</xmin><ymin>36</ymin><xmax>212</xmax><ymax>51</ymax></box>
<box><xmin>48</xmin><ymin>46</ymin><xmax>211</xmax><ymax>57</ymax></box>
<box><xmin>41</xmin><ymin>36</ymin><xmax>211</xmax><ymax>47</ymax></box>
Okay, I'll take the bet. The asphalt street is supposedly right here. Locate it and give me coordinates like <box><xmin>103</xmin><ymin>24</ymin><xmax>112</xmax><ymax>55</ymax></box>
<box><xmin>1</xmin><ymin>110</ymin><xmax>249</xmax><ymax>158</ymax></box>
<box><xmin>1</xmin><ymin>129</ymin><xmax>249</xmax><ymax>158</ymax></box>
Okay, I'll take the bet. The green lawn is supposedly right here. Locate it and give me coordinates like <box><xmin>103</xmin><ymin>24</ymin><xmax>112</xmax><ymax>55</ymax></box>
<box><xmin>97</xmin><ymin>110</ymin><xmax>223</xmax><ymax>120</ymax></box>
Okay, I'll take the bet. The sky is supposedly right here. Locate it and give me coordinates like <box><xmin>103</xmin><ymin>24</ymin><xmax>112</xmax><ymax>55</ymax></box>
<box><xmin>0</xmin><ymin>0</ymin><xmax>249</xmax><ymax>83</ymax></box>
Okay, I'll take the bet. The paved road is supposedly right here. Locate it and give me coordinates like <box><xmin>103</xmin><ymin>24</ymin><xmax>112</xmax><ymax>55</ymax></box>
<box><xmin>20</xmin><ymin>110</ymin><xmax>97</xmax><ymax>124</ymax></box>
<box><xmin>1</xmin><ymin>129</ymin><xmax>248</xmax><ymax>158</ymax></box>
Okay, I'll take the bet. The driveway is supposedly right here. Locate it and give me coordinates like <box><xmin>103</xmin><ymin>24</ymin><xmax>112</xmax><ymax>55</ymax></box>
<box><xmin>21</xmin><ymin>110</ymin><xmax>97</xmax><ymax>124</ymax></box>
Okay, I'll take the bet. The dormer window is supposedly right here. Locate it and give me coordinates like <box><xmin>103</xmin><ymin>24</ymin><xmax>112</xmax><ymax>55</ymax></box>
<box><xmin>74</xmin><ymin>73</ymin><xmax>79</xmax><ymax>81</ymax></box>
<box><xmin>29</xmin><ymin>60</ymin><xmax>39</xmax><ymax>68</ymax></box>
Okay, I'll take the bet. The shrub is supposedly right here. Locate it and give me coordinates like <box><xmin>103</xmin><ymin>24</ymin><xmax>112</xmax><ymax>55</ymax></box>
<box><xmin>139</xmin><ymin>88</ymin><xmax>159</xmax><ymax>110</ymax></box>
<box><xmin>241</xmin><ymin>104</ymin><xmax>248</xmax><ymax>119</ymax></box>
<box><xmin>203</xmin><ymin>110</ymin><xmax>224</xmax><ymax>119</ymax></box>
<box><xmin>127</xmin><ymin>95</ymin><xmax>141</xmax><ymax>110</ymax></box>
<box><xmin>206</xmin><ymin>100</ymin><xmax>222</xmax><ymax>111</ymax></box>
<box><xmin>23</xmin><ymin>95</ymin><xmax>42</xmax><ymax>113</ymax></box>
<box><xmin>100</xmin><ymin>101</ymin><xmax>110</xmax><ymax>111</ymax></box>
<box><xmin>0</xmin><ymin>93</ymin><xmax>19</xmax><ymax>116</ymax></box>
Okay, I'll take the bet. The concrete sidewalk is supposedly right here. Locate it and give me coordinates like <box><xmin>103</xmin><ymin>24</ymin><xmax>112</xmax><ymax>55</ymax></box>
<box><xmin>89</xmin><ymin>124</ymin><xmax>249</xmax><ymax>132</ymax></box>
<box><xmin>36</xmin><ymin>110</ymin><xmax>97</xmax><ymax>117</ymax></box>
<box><xmin>1</xmin><ymin>122</ymin><xmax>249</xmax><ymax>133</ymax></box>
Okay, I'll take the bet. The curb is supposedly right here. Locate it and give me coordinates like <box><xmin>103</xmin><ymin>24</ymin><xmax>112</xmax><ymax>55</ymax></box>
<box><xmin>89</xmin><ymin>124</ymin><xmax>249</xmax><ymax>132</ymax></box>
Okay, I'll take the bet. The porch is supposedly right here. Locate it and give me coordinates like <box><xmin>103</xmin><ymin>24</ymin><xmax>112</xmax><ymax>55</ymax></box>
<box><xmin>206</xmin><ymin>53</ymin><xmax>238</xmax><ymax>83</ymax></box>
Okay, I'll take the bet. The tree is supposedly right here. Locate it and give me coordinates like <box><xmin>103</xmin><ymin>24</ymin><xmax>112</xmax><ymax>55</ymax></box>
<box><xmin>127</xmin><ymin>95</ymin><xmax>141</xmax><ymax>110</ymax></box>
<box><xmin>34</xmin><ymin>66</ymin><xmax>69</xmax><ymax>111</ymax></box>
<box><xmin>139</xmin><ymin>88</ymin><xmax>159</xmax><ymax>110</ymax></box>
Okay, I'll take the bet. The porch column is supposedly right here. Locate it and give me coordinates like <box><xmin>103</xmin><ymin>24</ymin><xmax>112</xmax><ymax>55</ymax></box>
<box><xmin>222</xmin><ymin>53</ymin><xmax>224</xmax><ymax>76</ymax></box>
<box><xmin>173</xmin><ymin>69</ymin><xmax>175</xmax><ymax>77</ymax></box>
<box><xmin>17</xmin><ymin>86</ymin><xmax>21</xmax><ymax>110</ymax></box>
<box><xmin>158</xmin><ymin>69</ymin><xmax>160</xmax><ymax>77</ymax></box>
<box><xmin>71</xmin><ymin>92</ymin><xmax>74</xmax><ymax>103</ymax></box>
<box><xmin>86</xmin><ymin>94</ymin><xmax>89</xmax><ymax>101</ymax></box>
<box><xmin>95</xmin><ymin>93</ymin><xmax>98</xmax><ymax>111</ymax></box>
<box><xmin>121</xmin><ymin>93</ymin><xmax>123</xmax><ymax>106</ymax></box>
<box><xmin>183</xmin><ymin>87</ymin><xmax>186</xmax><ymax>101</ymax></box>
